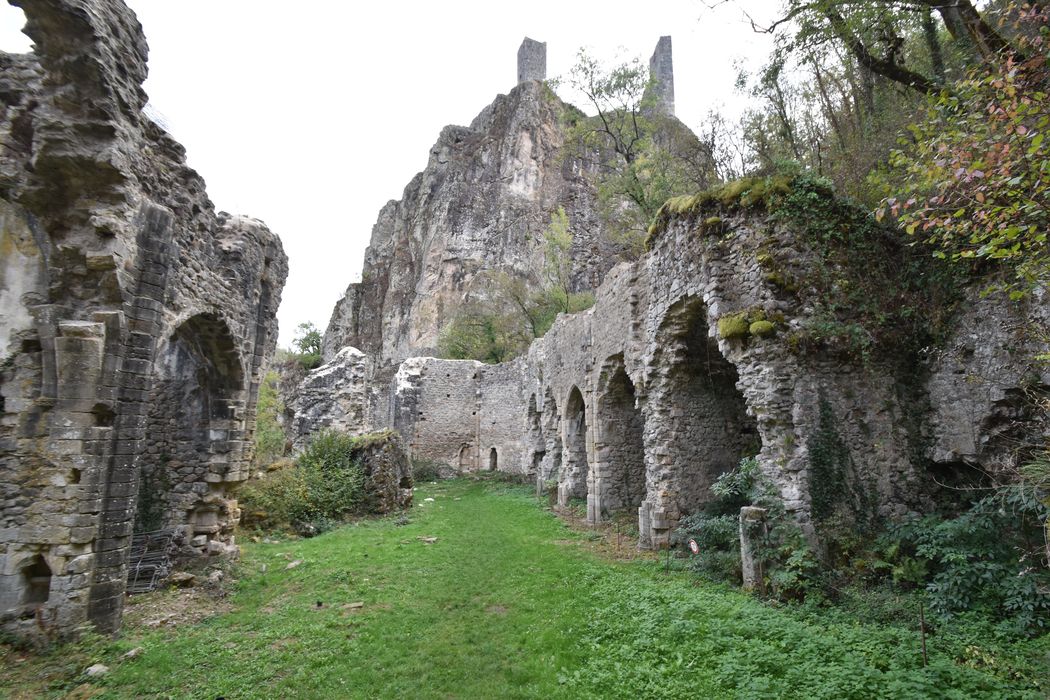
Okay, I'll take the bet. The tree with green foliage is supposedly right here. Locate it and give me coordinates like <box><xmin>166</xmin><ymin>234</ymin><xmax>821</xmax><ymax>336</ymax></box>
<box><xmin>291</xmin><ymin>321</ymin><xmax>323</xmax><ymax>370</ymax></box>
<box><xmin>564</xmin><ymin>50</ymin><xmax>717</xmax><ymax>259</ymax></box>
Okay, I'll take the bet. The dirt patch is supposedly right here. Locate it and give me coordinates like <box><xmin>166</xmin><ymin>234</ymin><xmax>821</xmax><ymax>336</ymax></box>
<box><xmin>122</xmin><ymin>561</ymin><xmax>236</xmax><ymax>632</ymax></box>
<box><xmin>484</xmin><ymin>605</ymin><xmax>508</xmax><ymax>615</ymax></box>
<box><xmin>550</xmin><ymin>509</ymin><xmax>659</xmax><ymax>563</ymax></box>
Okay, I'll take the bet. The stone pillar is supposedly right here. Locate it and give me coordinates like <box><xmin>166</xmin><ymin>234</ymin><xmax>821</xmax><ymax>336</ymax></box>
<box><xmin>647</xmin><ymin>36</ymin><xmax>674</xmax><ymax>116</ymax></box>
<box><xmin>740</xmin><ymin>506</ymin><xmax>768</xmax><ymax>593</ymax></box>
<box><xmin>517</xmin><ymin>37</ymin><xmax>546</xmax><ymax>84</ymax></box>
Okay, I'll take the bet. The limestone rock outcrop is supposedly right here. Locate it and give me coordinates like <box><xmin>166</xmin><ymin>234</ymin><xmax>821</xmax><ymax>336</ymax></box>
<box><xmin>321</xmin><ymin>80</ymin><xmax>609</xmax><ymax>366</ymax></box>
<box><xmin>0</xmin><ymin>0</ymin><xmax>287</xmax><ymax>638</ymax></box>
<box><xmin>287</xmin><ymin>346</ymin><xmax>370</xmax><ymax>451</ymax></box>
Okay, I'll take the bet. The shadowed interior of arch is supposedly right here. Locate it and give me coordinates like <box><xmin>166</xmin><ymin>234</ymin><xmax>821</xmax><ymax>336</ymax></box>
<box><xmin>596</xmin><ymin>360</ymin><xmax>646</xmax><ymax>519</ymax></box>
<box><xmin>656</xmin><ymin>297</ymin><xmax>758</xmax><ymax>516</ymax></box>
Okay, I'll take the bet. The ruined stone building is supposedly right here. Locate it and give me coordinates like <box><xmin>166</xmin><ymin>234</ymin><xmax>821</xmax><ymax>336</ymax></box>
<box><xmin>1</xmin><ymin>0</ymin><xmax>287</xmax><ymax>637</ymax></box>
<box><xmin>1</xmin><ymin>4</ymin><xmax>1046</xmax><ymax>644</ymax></box>
<box><xmin>300</xmin><ymin>38</ymin><xmax>1049</xmax><ymax>550</ymax></box>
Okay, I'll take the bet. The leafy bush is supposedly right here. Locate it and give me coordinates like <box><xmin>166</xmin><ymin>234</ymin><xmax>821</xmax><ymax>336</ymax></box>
<box><xmin>885</xmin><ymin>484</ymin><xmax>1050</xmax><ymax>634</ymax></box>
<box><xmin>672</xmin><ymin>457</ymin><xmax>760</xmax><ymax>583</ymax></box>
<box><xmin>411</xmin><ymin>458</ymin><xmax>445</xmax><ymax>482</ymax></box>
<box><xmin>239</xmin><ymin>430</ymin><xmax>366</xmax><ymax>534</ymax></box>
<box><xmin>252</xmin><ymin>371</ymin><xmax>285</xmax><ymax>467</ymax></box>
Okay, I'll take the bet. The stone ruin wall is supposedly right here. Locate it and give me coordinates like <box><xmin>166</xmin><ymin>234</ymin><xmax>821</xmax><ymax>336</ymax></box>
<box><xmin>308</xmin><ymin>203</ymin><xmax>1047</xmax><ymax>551</ymax></box>
<box><xmin>0</xmin><ymin>0</ymin><xmax>287</xmax><ymax>638</ymax></box>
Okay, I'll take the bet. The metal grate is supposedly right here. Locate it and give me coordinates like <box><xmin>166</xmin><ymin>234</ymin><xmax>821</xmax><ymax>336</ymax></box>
<box><xmin>125</xmin><ymin>528</ymin><xmax>177</xmax><ymax>594</ymax></box>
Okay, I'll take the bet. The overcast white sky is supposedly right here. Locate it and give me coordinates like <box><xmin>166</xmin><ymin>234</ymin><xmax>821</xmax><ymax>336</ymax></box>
<box><xmin>0</xmin><ymin>1</ymin><xmax>779</xmax><ymax>346</ymax></box>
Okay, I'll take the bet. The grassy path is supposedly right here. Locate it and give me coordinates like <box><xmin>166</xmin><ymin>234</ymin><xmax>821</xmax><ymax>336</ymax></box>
<box><xmin>3</xmin><ymin>479</ymin><xmax>1047</xmax><ymax>699</ymax></box>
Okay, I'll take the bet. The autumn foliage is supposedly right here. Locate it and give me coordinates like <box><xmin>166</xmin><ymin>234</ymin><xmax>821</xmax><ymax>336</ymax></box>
<box><xmin>879</xmin><ymin>4</ymin><xmax>1050</xmax><ymax>295</ymax></box>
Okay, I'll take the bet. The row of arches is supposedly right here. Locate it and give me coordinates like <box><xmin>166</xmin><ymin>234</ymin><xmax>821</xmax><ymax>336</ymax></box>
<box><xmin>523</xmin><ymin>296</ymin><xmax>759</xmax><ymax>544</ymax></box>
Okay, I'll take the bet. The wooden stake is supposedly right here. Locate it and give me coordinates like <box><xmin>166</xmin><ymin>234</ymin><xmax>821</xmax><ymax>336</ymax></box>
<box><xmin>919</xmin><ymin>602</ymin><xmax>928</xmax><ymax>667</ymax></box>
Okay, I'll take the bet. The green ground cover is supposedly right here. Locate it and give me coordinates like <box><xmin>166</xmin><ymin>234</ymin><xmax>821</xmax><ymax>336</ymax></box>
<box><xmin>3</xmin><ymin>479</ymin><xmax>1047</xmax><ymax>699</ymax></box>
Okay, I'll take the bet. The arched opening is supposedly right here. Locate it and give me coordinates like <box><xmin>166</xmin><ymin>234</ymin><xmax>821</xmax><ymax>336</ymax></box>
<box><xmin>22</xmin><ymin>555</ymin><xmax>51</xmax><ymax>605</ymax></box>
<box><xmin>458</xmin><ymin>444</ymin><xmax>473</xmax><ymax>472</ymax></box>
<box><xmin>595</xmin><ymin>358</ymin><xmax>646</xmax><ymax>519</ymax></box>
<box><xmin>649</xmin><ymin>297</ymin><xmax>758</xmax><ymax>526</ymax></box>
<box><xmin>139</xmin><ymin>314</ymin><xmax>246</xmax><ymax>548</ymax></box>
<box><xmin>489</xmin><ymin>447</ymin><xmax>498</xmax><ymax>471</ymax></box>
<box><xmin>562</xmin><ymin>386</ymin><xmax>589</xmax><ymax>502</ymax></box>
<box><xmin>526</xmin><ymin>395</ymin><xmax>544</xmax><ymax>476</ymax></box>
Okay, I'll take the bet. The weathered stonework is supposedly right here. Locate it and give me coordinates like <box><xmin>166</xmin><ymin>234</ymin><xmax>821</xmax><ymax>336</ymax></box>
<box><xmin>517</xmin><ymin>37</ymin><xmax>546</xmax><ymax>84</ymax></box>
<box><xmin>310</xmin><ymin>208</ymin><xmax>1046</xmax><ymax>553</ymax></box>
<box><xmin>0</xmin><ymin>0</ymin><xmax>287</xmax><ymax>638</ymax></box>
<box><xmin>647</xmin><ymin>36</ymin><xmax>674</xmax><ymax>115</ymax></box>
<box><xmin>294</xmin><ymin>40</ymin><xmax>1048</xmax><ymax>560</ymax></box>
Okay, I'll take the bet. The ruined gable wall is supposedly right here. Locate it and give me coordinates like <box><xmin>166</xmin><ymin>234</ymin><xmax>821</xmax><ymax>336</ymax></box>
<box><xmin>0</xmin><ymin>0</ymin><xmax>287</xmax><ymax>638</ymax></box>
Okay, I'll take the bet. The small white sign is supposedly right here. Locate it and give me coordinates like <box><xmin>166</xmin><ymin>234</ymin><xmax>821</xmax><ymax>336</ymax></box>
<box><xmin>688</xmin><ymin>539</ymin><xmax>699</xmax><ymax>554</ymax></box>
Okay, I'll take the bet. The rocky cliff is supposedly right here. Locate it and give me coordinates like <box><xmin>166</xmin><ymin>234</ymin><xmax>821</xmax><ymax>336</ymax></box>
<box><xmin>321</xmin><ymin>80</ymin><xmax>611</xmax><ymax>366</ymax></box>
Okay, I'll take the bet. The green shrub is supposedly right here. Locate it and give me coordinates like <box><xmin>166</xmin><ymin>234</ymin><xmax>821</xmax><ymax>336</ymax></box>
<box><xmin>672</xmin><ymin>457</ymin><xmax>760</xmax><ymax>584</ymax></box>
<box><xmin>885</xmin><ymin>484</ymin><xmax>1050</xmax><ymax>634</ymax></box>
<box><xmin>239</xmin><ymin>429</ymin><xmax>366</xmax><ymax>534</ymax></box>
<box><xmin>411</xmin><ymin>458</ymin><xmax>445</xmax><ymax>482</ymax></box>
<box><xmin>297</xmin><ymin>353</ymin><xmax>322</xmax><ymax>370</ymax></box>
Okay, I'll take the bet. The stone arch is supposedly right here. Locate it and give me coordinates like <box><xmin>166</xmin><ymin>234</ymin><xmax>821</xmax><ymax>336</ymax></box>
<box><xmin>640</xmin><ymin>296</ymin><xmax>758</xmax><ymax>548</ymax></box>
<box><xmin>489</xmin><ymin>447</ymin><xmax>498</xmax><ymax>471</ymax></box>
<box><xmin>534</xmin><ymin>387</ymin><xmax>563</xmax><ymax>493</ymax></box>
<box><xmin>592</xmin><ymin>355</ymin><xmax>646</xmax><ymax>522</ymax></box>
<box><xmin>525</xmin><ymin>394</ymin><xmax>543</xmax><ymax>476</ymax></box>
<box><xmin>458</xmin><ymin>444</ymin><xmax>473</xmax><ymax>471</ymax></box>
<box><xmin>140</xmin><ymin>313</ymin><xmax>247</xmax><ymax>554</ymax></box>
<box><xmin>561</xmin><ymin>385</ymin><xmax>589</xmax><ymax>505</ymax></box>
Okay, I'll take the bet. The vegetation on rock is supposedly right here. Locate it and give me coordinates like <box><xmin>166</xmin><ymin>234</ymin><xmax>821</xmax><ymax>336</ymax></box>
<box><xmin>562</xmin><ymin>49</ymin><xmax>718</xmax><ymax>260</ymax></box>
<box><xmin>438</xmin><ymin>207</ymin><xmax>594</xmax><ymax>364</ymax></box>
<box><xmin>239</xmin><ymin>429</ymin><xmax>407</xmax><ymax>535</ymax></box>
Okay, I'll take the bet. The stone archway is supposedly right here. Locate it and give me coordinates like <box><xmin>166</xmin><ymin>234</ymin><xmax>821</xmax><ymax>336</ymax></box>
<box><xmin>535</xmin><ymin>388</ymin><xmax>563</xmax><ymax>494</ymax></box>
<box><xmin>140</xmin><ymin>314</ymin><xmax>246</xmax><ymax>555</ymax></box>
<box><xmin>561</xmin><ymin>385</ymin><xmax>589</xmax><ymax>506</ymax></box>
<box><xmin>591</xmin><ymin>355</ymin><xmax>646</xmax><ymax>523</ymax></box>
<box><xmin>458</xmin><ymin>444</ymin><xmax>473</xmax><ymax>472</ymax></box>
<box><xmin>525</xmin><ymin>394</ymin><xmax>543</xmax><ymax>477</ymax></box>
<box><xmin>489</xmin><ymin>447</ymin><xmax>498</xmax><ymax>471</ymax></box>
<box><xmin>640</xmin><ymin>296</ymin><xmax>758</xmax><ymax>548</ymax></box>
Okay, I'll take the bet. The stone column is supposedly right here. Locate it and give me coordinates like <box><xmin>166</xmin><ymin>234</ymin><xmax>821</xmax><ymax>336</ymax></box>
<box><xmin>740</xmin><ymin>506</ymin><xmax>768</xmax><ymax>593</ymax></box>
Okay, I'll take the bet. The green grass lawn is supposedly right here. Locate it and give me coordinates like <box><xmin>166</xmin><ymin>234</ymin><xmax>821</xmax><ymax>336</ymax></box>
<box><xmin>3</xmin><ymin>479</ymin><xmax>1048</xmax><ymax>699</ymax></box>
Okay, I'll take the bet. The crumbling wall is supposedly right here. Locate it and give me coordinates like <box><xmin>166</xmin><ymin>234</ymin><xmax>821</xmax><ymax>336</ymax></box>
<box><xmin>0</xmin><ymin>0</ymin><xmax>287</xmax><ymax>638</ymax></box>
<box><xmin>359</xmin><ymin>195</ymin><xmax>1038</xmax><ymax>551</ymax></box>
<box><xmin>288</xmin><ymin>346</ymin><xmax>370</xmax><ymax>451</ymax></box>
<box><xmin>393</xmin><ymin>357</ymin><xmax>481</xmax><ymax>469</ymax></box>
